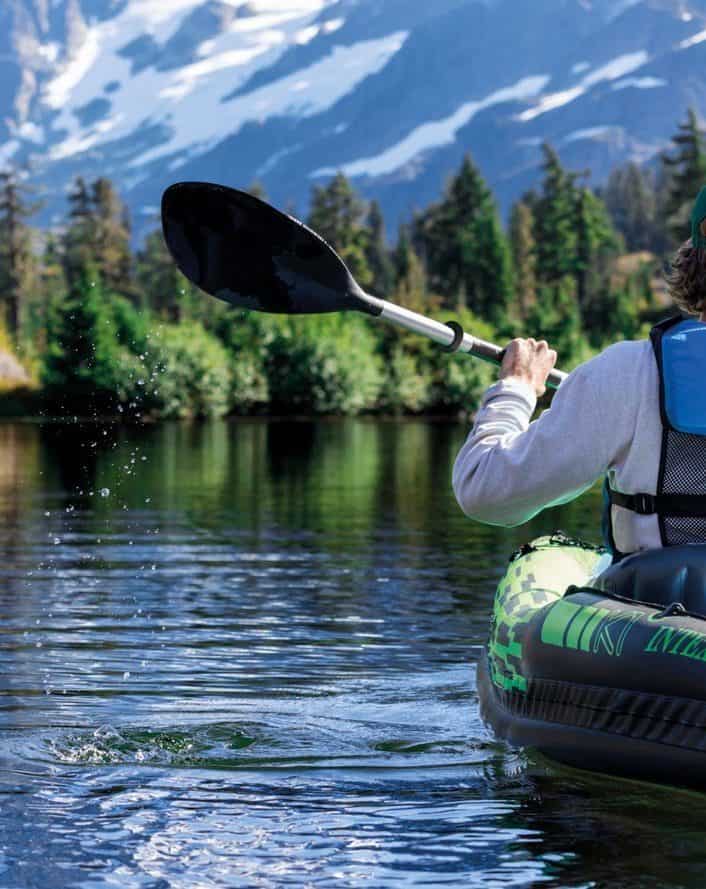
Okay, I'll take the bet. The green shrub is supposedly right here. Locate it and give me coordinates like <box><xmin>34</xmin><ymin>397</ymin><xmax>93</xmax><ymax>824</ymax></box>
<box><xmin>111</xmin><ymin>295</ymin><xmax>151</xmax><ymax>354</ymax></box>
<box><xmin>377</xmin><ymin>346</ymin><xmax>431</xmax><ymax>414</ymax></box>
<box><xmin>214</xmin><ymin>311</ymin><xmax>270</xmax><ymax>413</ymax></box>
<box><xmin>525</xmin><ymin>284</ymin><xmax>592</xmax><ymax>369</ymax></box>
<box><xmin>142</xmin><ymin>322</ymin><xmax>232</xmax><ymax>419</ymax></box>
<box><xmin>430</xmin><ymin>353</ymin><xmax>494</xmax><ymax>413</ymax></box>
<box><xmin>265</xmin><ymin>315</ymin><xmax>383</xmax><ymax>414</ymax></box>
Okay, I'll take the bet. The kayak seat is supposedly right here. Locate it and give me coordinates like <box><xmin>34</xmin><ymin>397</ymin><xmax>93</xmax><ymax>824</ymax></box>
<box><xmin>592</xmin><ymin>545</ymin><xmax>706</xmax><ymax>615</ymax></box>
<box><xmin>592</xmin><ymin>544</ymin><xmax>706</xmax><ymax>615</ymax></box>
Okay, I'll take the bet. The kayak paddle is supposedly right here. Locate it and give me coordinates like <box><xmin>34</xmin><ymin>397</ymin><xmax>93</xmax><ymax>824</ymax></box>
<box><xmin>161</xmin><ymin>181</ymin><xmax>567</xmax><ymax>389</ymax></box>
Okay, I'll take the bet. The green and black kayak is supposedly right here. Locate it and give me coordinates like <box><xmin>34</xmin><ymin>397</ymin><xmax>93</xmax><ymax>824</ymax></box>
<box><xmin>478</xmin><ymin>533</ymin><xmax>706</xmax><ymax>790</ymax></box>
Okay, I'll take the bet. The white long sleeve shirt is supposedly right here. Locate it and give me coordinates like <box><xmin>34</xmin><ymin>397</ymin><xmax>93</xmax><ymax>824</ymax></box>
<box><xmin>452</xmin><ymin>339</ymin><xmax>663</xmax><ymax>554</ymax></box>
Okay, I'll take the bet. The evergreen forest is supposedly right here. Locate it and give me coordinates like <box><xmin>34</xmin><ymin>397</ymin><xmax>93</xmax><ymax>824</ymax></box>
<box><xmin>1</xmin><ymin>108</ymin><xmax>705</xmax><ymax>420</ymax></box>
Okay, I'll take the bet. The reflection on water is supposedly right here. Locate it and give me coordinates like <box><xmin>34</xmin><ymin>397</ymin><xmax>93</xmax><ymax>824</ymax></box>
<box><xmin>0</xmin><ymin>419</ymin><xmax>703</xmax><ymax>888</ymax></box>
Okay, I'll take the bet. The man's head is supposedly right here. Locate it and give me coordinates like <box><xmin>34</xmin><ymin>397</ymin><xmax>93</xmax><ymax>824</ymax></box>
<box><xmin>665</xmin><ymin>186</ymin><xmax>706</xmax><ymax>318</ymax></box>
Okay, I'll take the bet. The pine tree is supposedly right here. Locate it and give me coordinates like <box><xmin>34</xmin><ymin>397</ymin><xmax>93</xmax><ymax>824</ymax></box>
<box><xmin>308</xmin><ymin>173</ymin><xmax>373</xmax><ymax>288</ymax></box>
<box><xmin>416</xmin><ymin>154</ymin><xmax>513</xmax><ymax>325</ymax></box>
<box><xmin>533</xmin><ymin>144</ymin><xmax>580</xmax><ymax>291</ymax></box>
<box><xmin>662</xmin><ymin>107</ymin><xmax>706</xmax><ymax>245</ymax></box>
<box><xmin>43</xmin><ymin>263</ymin><xmax>122</xmax><ymax>405</ymax></box>
<box><xmin>600</xmin><ymin>162</ymin><xmax>657</xmax><ymax>252</ymax></box>
<box><xmin>28</xmin><ymin>233</ymin><xmax>66</xmax><ymax>353</ymax></box>
<box><xmin>91</xmin><ymin>177</ymin><xmax>133</xmax><ymax>295</ymax></box>
<box><xmin>136</xmin><ymin>228</ymin><xmax>183</xmax><ymax>321</ymax></box>
<box><xmin>364</xmin><ymin>200</ymin><xmax>394</xmax><ymax>296</ymax></box>
<box><xmin>392</xmin><ymin>237</ymin><xmax>435</xmax><ymax>316</ymax></box>
<box><xmin>0</xmin><ymin>170</ymin><xmax>41</xmax><ymax>340</ymax></box>
<box><xmin>573</xmin><ymin>186</ymin><xmax>622</xmax><ymax>320</ymax></box>
<box><xmin>63</xmin><ymin>176</ymin><xmax>96</xmax><ymax>288</ymax></box>
<box><xmin>393</xmin><ymin>224</ymin><xmax>415</xmax><ymax>284</ymax></box>
<box><xmin>469</xmin><ymin>204</ymin><xmax>515</xmax><ymax>327</ymax></box>
<box><xmin>526</xmin><ymin>282</ymin><xmax>586</xmax><ymax>367</ymax></box>
<box><xmin>42</xmin><ymin>234</ymin><xmax>65</xmax><ymax>294</ymax></box>
<box><xmin>508</xmin><ymin>200</ymin><xmax>536</xmax><ymax>318</ymax></box>
<box><xmin>652</xmin><ymin>161</ymin><xmax>675</xmax><ymax>255</ymax></box>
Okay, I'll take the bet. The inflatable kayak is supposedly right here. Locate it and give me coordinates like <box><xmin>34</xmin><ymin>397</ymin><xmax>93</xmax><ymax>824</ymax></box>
<box><xmin>478</xmin><ymin>533</ymin><xmax>706</xmax><ymax>790</ymax></box>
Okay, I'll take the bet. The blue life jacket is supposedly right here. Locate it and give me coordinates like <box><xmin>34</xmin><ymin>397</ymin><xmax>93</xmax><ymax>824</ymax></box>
<box><xmin>603</xmin><ymin>315</ymin><xmax>706</xmax><ymax>559</ymax></box>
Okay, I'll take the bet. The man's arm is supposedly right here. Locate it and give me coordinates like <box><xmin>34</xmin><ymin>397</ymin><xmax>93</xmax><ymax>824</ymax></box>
<box><xmin>452</xmin><ymin>343</ymin><xmax>634</xmax><ymax>526</ymax></box>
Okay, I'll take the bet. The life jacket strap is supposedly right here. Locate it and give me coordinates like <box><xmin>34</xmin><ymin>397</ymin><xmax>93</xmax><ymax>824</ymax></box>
<box><xmin>608</xmin><ymin>486</ymin><xmax>706</xmax><ymax>517</ymax></box>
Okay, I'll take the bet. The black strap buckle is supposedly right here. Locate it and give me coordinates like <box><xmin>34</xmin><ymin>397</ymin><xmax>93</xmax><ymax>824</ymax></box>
<box><xmin>634</xmin><ymin>493</ymin><xmax>656</xmax><ymax>515</ymax></box>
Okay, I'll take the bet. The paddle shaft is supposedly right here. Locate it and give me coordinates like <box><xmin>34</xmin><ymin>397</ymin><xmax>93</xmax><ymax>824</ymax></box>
<box><xmin>364</xmin><ymin>294</ymin><xmax>568</xmax><ymax>390</ymax></box>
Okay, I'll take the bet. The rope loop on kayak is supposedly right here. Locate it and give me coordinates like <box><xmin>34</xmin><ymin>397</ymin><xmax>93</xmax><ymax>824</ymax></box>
<box><xmin>655</xmin><ymin>602</ymin><xmax>688</xmax><ymax>619</ymax></box>
<box><xmin>509</xmin><ymin>531</ymin><xmax>607</xmax><ymax>564</ymax></box>
<box><xmin>509</xmin><ymin>542</ymin><xmax>537</xmax><ymax>562</ymax></box>
<box><xmin>548</xmin><ymin>530</ymin><xmax>606</xmax><ymax>553</ymax></box>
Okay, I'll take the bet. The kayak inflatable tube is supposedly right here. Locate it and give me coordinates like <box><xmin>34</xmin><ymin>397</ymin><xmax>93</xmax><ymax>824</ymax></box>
<box><xmin>477</xmin><ymin>533</ymin><xmax>706</xmax><ymax>790</ymax></box>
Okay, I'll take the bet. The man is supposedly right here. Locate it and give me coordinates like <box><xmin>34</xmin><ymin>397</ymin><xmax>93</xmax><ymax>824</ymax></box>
<box><xmin>453</xmin><ymin>188</ymin><xmax>706</xmax><ymax>560</ymax></box>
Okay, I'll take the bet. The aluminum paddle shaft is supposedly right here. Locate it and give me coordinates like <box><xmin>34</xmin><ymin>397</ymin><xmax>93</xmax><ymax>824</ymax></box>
<box><xmin>369</xmin><ymin>296</ymin><xmax>568</xmax><ymax>390</ymax></box>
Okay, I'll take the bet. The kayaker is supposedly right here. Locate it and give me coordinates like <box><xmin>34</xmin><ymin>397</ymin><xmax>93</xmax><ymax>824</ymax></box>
<box><xmin>453</xmin><ymin>188</ymin><xmax>706</xmax><ymax>559</ymax></box>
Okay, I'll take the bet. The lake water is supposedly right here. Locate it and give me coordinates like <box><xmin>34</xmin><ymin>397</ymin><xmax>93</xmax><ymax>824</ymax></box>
<box><xmin>1</xmin><ymin>419</ymin><xmax>704</xmax><ymax>888</ymax></box>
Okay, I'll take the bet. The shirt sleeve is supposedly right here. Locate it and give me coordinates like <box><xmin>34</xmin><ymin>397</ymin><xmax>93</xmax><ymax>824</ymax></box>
<box><xmin>452</xmin><ymin>348</ymin><xmax>634</xmax><ymax>527</ymax></box>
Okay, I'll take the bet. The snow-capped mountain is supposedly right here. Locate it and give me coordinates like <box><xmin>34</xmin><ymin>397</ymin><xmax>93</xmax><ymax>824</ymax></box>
<box><xmin>3</xmin><ymin>0</ymin><xmax>706</xmax><ymax>238</ymax></box>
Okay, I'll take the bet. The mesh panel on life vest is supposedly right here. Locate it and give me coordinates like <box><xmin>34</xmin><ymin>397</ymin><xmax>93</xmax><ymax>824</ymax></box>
<box><xmin>662</xmin><ymin>516</ymin><xmax>706</xmax><ymax>545</ymax></box>
<box><xmin>661</xmin><ymin>428</ymin><xmax>706</xmax><ymax>545</ymax></box>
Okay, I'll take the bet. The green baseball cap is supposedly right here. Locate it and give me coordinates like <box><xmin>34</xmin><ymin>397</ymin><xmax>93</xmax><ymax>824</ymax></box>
<box><xmin>691</xmin><ymin>185</ymin><xmax>706</xmax><ymax>247</ymax></box>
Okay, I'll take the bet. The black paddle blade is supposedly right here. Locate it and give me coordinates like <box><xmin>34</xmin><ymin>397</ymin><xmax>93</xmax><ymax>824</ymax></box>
<box><xmin>161</xmin><ymin>181</ymin><xmax>380</xmax><ymax>315</ymax></box>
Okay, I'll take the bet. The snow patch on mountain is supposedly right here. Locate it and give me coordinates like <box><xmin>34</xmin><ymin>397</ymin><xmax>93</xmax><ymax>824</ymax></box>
<box><xmin>604</xmin><ymin>0</ymin><xmax>642</xmax><ymax>20</ymax></box>
<box><xmin>135</xmin><ymin>30</ymin><xmax>408</xmax><ymax>170</ymax></box>
<box><xmin>679</xmin><ymin>28</ymin><xmax>706</xmax><ymax>49</ymax></box>
<box><xmin>518</xmin><ymin>51</ymin><xmax>649</xmax><ymax>121</ymax></box>
<box><xmin>0</xmin><ymin>142</ymin><xmax>20</xmax><ymax>167</ymax></box>
<box><xmin>45</xmin><ymin>0</ymin><xmax>204</xmax><ymax>110</ymax></box>
<box><xmin>45</xmin><ymin>27</ymin><xmax>103</xmax><ymax>110</ymax></box>
<box><xmin>582</xmin><ymin>51</ymin><xmax>649</xmax><ymax>86</ymax></box>
<box><xmin>611</xmin><ymin>76</ymin><xmax>667</xmax><ymax>90</ymax></box>
<box><xmin>311</xmin><ymin>74</ymin><xmax>549</xmax><ymax>180</ymax></box>
<box><xmin>14</xmin><ymin>122</ymin><xmax>45</xmax><ymax>143</ymax></box>
<box><xmin>563</xmin><ymin>125</ymin><xmax>620</xmax><ymax>143</ymax></box>
<box><xmin>44</xmin><ymin>0</ymin><xmax>334</xmax><ymax>160</ymax></box>
<box><xmin>517</xmin><ymin>86</ymin><xmax>585</xmax><ymax>123</ymax></box>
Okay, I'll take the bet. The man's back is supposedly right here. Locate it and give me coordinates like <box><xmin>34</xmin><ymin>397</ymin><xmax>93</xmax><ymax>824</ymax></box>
<box><xmin>454</xmin><ymin>186</ymin><xmax>706</xmax><ymax>556</ymax></box>
<box><xmin>452</xmin><ymin>337</ymin><xmax>663</xmax><ymax>554</ymax></box>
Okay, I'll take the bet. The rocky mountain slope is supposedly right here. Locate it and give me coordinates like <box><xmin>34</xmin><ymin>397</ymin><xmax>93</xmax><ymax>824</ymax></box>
<box><xmin>2</xmin><ymin>0</ymin><xmax>706</xmax><ymax>237</ymax></box>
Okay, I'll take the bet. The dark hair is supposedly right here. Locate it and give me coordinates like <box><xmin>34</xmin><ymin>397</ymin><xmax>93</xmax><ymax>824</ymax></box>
<box><xmin>665</xmin><ymin>235</ymin><xmax>706</xmax><ymax>315</ymax></box>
